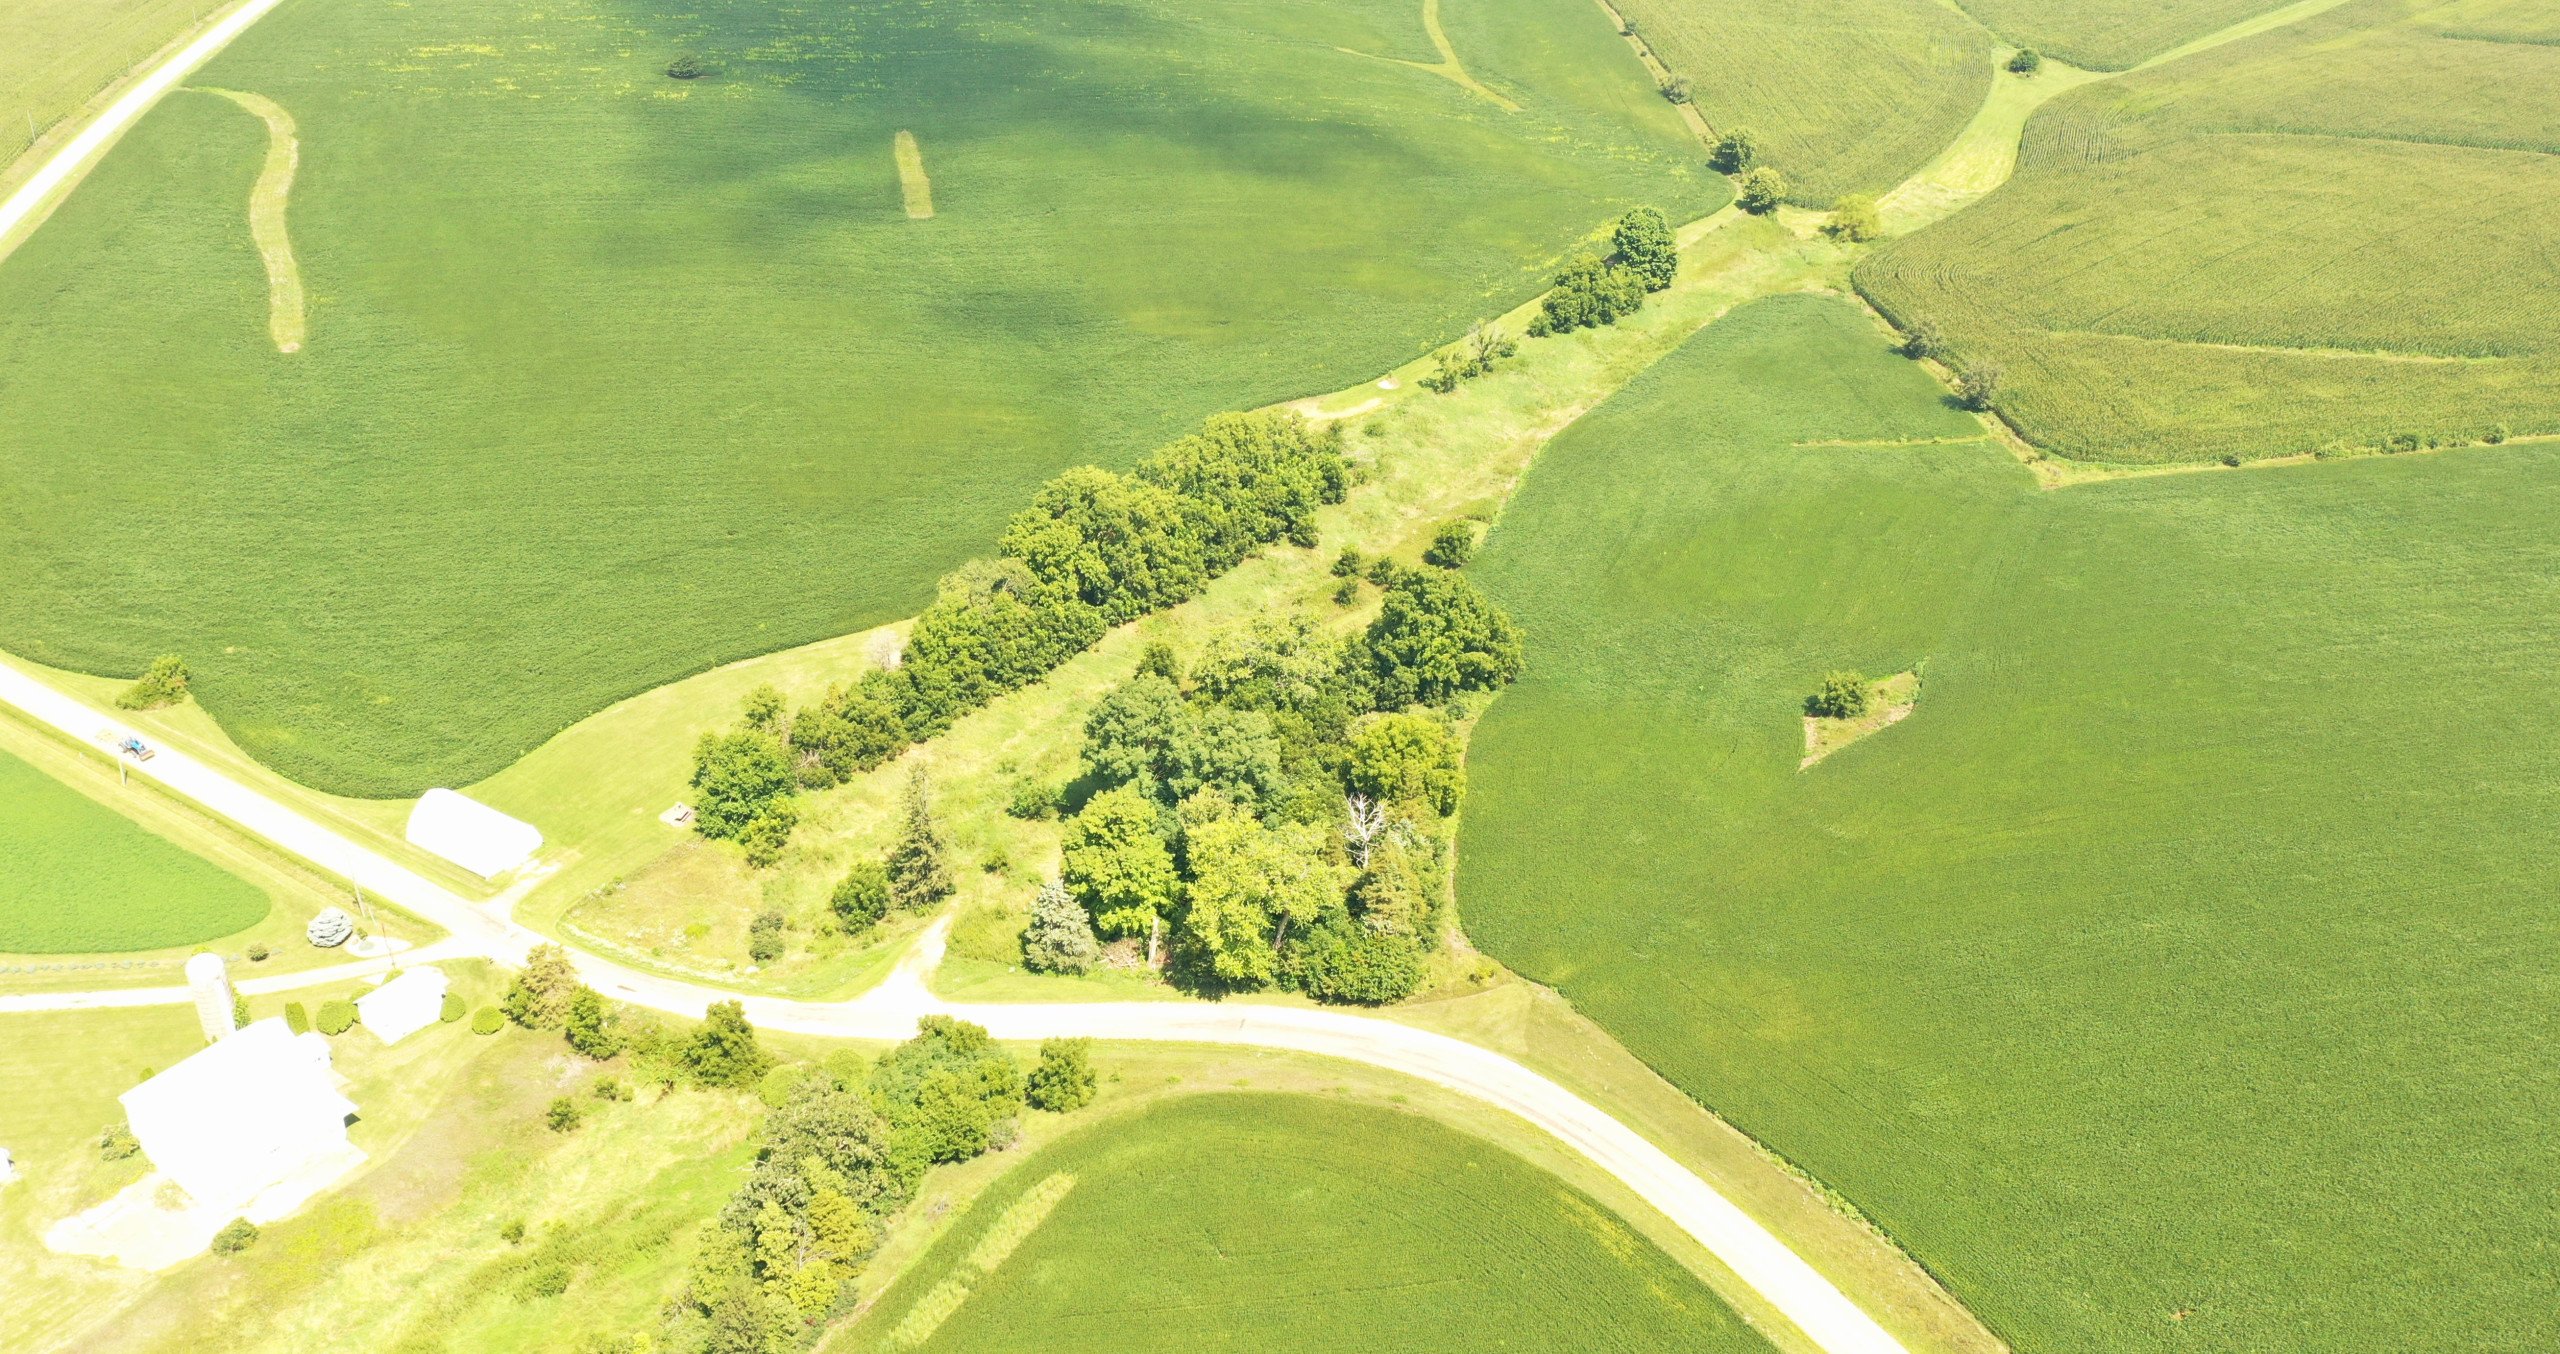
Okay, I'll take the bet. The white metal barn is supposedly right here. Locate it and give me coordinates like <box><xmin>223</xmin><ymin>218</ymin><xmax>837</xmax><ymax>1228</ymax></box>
<box><xmin>119</xmin><ymin>1018</ymin><xmax>356</xmax><ymax>1211</ymax></box>
<box><xmin>356</xmin><ymin>966</ymin><xmax>449</xmax><ymax>1045</ymax></box>
<box><xmin>404</xmin><ymin>788</ymin><xmax>542</xmax><ymax>878</ymax></box>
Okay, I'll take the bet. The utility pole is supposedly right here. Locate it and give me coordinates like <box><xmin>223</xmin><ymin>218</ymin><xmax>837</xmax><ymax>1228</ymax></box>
<box><xmin>353</xmin><ymin>886</ymin><xmax>394</xmax><ymax>969</ymax></box>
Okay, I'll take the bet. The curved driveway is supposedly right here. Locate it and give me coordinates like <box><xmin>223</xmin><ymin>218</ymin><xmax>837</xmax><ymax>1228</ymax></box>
<box><xmin>0</xmin><ymin>656</ymin><xmax>1911</xmax><ymax>1354</ymax></box>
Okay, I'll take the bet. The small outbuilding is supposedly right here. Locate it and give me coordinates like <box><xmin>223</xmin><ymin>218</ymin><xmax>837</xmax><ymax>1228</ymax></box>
<box><xmin>405</xmin><ymin>788</ymin><xmax>542</xmax><ymax>879</ymax></box>
<box><xmin>355</xmin><ymin>966</ymin><xmax>449</xmax><ymax>1046</ymax></box>
<box><xmin>119</xmin><ymin>1018</ymin><xmax>356</xmax><ymax>1212</ymax></box>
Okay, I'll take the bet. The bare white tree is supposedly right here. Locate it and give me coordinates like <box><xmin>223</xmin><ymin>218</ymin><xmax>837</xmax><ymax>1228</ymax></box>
<box><xmin>1344</xmin><ymin>793</ymin><xmax>1386</xmax><ymax>867</ymax></box>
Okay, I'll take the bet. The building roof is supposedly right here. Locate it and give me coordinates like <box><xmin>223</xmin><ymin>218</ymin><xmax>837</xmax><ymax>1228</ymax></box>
<box><xmin>356</xmin><ymin>966</ymin><xmax>449</xmax><ymax>1045</ymax></box>
<box><xmin>121</xmin><ymin>1018</ymin><xmax>355</xmax><ymax>1132</ymax></box>
<box><xmin>404</xmin><ymin>788</ymin><xmax>542</xmax><ymax>879</ymax></box>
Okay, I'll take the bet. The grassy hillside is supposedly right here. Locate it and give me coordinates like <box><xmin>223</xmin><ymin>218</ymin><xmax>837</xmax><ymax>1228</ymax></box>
<box><xmin>0</xmin><ymin>744</ymin><xmax>268</xmax><ymax>952</ymax></box>
<box><xmin>1462</xmin><ymin>293</ymin><xmax>2560</xmax><ymax>1351</ymax></box>
<box><xmin>847</xmin><ymin>1092</ymin><xmax>1769</xmax><ymax>1352</ymax></box>
<box><xmin>1949</xmin><ymin>0</ymin><xmax>2305</xmax><ymax>69</ymax></box>
<box><xmin>0</xmin><ymin>0</ymin><xmax>233</xmax><ymax>196</ymax></box>
<box><xmin>1612</xmin><ymin>0</ymin><xmax>1992</xmax><ymax>203</ymax></box>
<box><xmin>0</xmin><ymin>0</ymin><xmax>1717</xmax><ymax>797</ymax></box>
<box><xmin>1859</xmin><ymin>0</ymin><xmax>2560</xmax><ymax>463</ymax></box>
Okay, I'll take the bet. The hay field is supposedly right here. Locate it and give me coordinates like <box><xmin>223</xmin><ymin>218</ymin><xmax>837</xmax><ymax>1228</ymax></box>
<box><xmin>0</xmin><ymin>0</ymin><xmax>233</xmax><ymax>195</ymax></box>
<box><xmin>1859</xmin><ymin>0</ymin><xmax>2560</xmax><ymax>463</ymax></box>
<box><xmin>1610</xmin><ymin>0</ymin><xmax>1992</xmax><ymax>203</ymax></box>
<box><xmin>1951</xmin><ymin>0</ymin><xmax>2305</xmax><ymax>69</ymax></box>
<box><xmin>849</xmin><ymin>1093</ymin><xmax>1768</xmax><ymax>1352</ymax></box>
<box><xmin>1462</xmin><ymin>294</ymin><xmax>2560</xmax><ymax>1352</ymax></box>
<box><xmin>0</xmin><ymin>745</ymin><xmax>268</xmax><ymax>952</ymax></box>
<box><xmin>0</xmin><ymin>0</ymin><xmax>1716</xmax><ymax>797</ymax></box>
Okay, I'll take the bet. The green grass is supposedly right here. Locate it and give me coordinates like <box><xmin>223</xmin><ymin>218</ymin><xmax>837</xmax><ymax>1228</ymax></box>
<box><xmin>846</xmin><ymin>1092</ymin><xmax>1770</xmax><ymax>1353</ymax></box>
<box><xmin>0</xmin><ymin>0</ymin><xmax>1717</xmax><ymax>798</ymax></box>
<box><xmin>1462</xmin><ymin>291</ymin><xmax>2560</xmax><ymax>1351</ymax></box>
<box><xmin>1950</xmin><ymin>0</ymin><xmax>2307</xmax><ymax>69</ymax></box>
<box><xmin>0</xmin><ymin>742</ymin><xmax>269</xmax><ymax>951</ymax></box>
<box><xmin>0</xmin><ymin>0</ymin><xmax>234</xmax><ymax>197</ymax></box>
<box><xmin>1859</xmin><ymin>0</ymin><xmax>2560</xmax><ymax>463</ymax></box>
<box><xmin>1612</xmin><ymin>0</ymin><xmax>1993</xmax><ymax>203</ymax></box>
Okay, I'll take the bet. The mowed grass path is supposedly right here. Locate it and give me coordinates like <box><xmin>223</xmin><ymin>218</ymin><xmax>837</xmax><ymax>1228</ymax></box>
<box><xmin>0</xmin><ymin>744</ymin><xmax>268</xmax><ymax>951</ymax></box>
<box><xmin>0</xmin><ymin>0</ymin><xmax>1717</xmax><ymax>796</ymax></box>
<box><xmin>1951</xmin><ymin>0</ymin><xmax>2306</xmax><ymax>69</ymax></box>
<box><xmin>1860</xmin><ymin>0</ymin><xmax>2560</xmax><ymax>464</ymax></box>
<box><xmin>849</xmin><ymin>1093</ymin><xmax>1769</xmax><ymax>1353</ymax></box>
<box><xmin>1461</xmin><ymin>294</ymin><xmax>2560</xmax><ymax>1351</ymax></box>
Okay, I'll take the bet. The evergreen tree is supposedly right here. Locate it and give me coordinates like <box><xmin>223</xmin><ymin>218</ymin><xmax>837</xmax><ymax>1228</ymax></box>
<box><xmin>1022</xmin><ymin>881</ymin><xmax>1103</xmax><ymax>975</ymax></box>
<box><xmin>885</xmin><ymin>769</ymin><xmax>955</xmax><ymax>912</ymax></box>
<box><xmin>564</xmin><ymin>986</ymin><xmax>623</xmax><ymax>1059</ymax></box>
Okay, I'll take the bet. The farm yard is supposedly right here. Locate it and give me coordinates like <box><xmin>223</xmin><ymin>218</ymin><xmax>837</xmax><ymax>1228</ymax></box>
<box><xmin>848</xmin><ymin>1093</ymin><xmax>1766</xmax><ymax>1353</ymax></box>
<box><xmin>1462</xmin><ymin>293</ymin><xmax>2560</xmax><ymax>1352</ymax></box>
<box><xmin>0</xmin><ymin>0</ymin><xmax>1716</xmax><ymax>797</ymax></box>
<box><xmin>1859</xmin><ymin>0</ymin><xmax>2560</xmax><ymax>463</ymax></box>
<box><xmin>0</xmin><ymin>743</ymin><xmax>268</xmax><ymax>953</ymax></box>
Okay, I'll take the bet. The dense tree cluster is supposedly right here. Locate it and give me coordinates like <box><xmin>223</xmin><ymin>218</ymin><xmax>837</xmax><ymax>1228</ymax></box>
<box><xmin>1806</xmin><ymin>670</ymin><xmax>1874</xmax><ymax>720</ymax></box>
<box><xmin>669</xmin><ymin>1018</ymin><xmax>1088</xmax><ymax>1352</ymax></box>
<box><xmin>1528</xmin><ymin>208</ymin><xmax>1679</xmax><ymax>337</ymax></box>
<box><xmin>115</xmin><ymin>655</ymin><xmax>190</xmax><ymax>711</ymax></box>
<box><xmin>1041</xmin><ymin>566</ymin><xmax>1522</xmax><ymax>1003</ymax></box>
<box><xmin>690</xmin><ymin>412</ymin><xmax>1348</xmax><ymax>866</ymax></box>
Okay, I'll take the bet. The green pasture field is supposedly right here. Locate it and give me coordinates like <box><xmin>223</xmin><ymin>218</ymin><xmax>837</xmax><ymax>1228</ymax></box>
<box><xmin>1950</xmin><ymin>0</ymin><xmax>2306</xmax><ymax>69</ymax></box>
<box><xmin>0</xmin><ymin>0</ymin><xmax>232</xmax><ymax>196</ymax></box>
<box><xmin>1611</xmin><ymin>0</ymin><xmax>1992</xmax><ymax>203</ymax></box>
<box><xmin>0</xmin><ymin>0</ymin><xmax>1719</xmax><ymax>798</ymax></box>
<box><xmin>0</xmin><ymin>743</ymin><xmax>269</xmax><ymax>952</ymax></box>
<box><xmin>848</xmin><ymin>1092</ymin><xmax>1768</xmax><ymax>1353</ymax></box>
<box><xmin>1461</xmin><ymin>292</ymin><xmax>2560</xmax><ymax>1351</ymax></box>
<box><xmin>1859</xmin><ymin>0</ymin><xmax>2560</xmax><ymax>464</ymax></box>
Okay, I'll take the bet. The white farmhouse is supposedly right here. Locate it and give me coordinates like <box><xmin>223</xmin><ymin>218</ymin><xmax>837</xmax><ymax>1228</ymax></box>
<box><xmin>119</xmin><ymin>1018</ymin><xmax>356</xmax><ymax>1212</ymax></box>
<box><xmin>355</xmin><ymin>966</ymin><xmax>448</xmax><ymax>1045</ymax></box>
<box><xmin>405</xmin><ymin>788</ymin><xmax>542</xmax><ymax>879</ymax></box>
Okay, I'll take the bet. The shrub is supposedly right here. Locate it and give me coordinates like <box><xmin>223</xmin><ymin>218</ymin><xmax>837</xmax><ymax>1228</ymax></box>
<box><xmin>1331</xmin><ymin>547</ymin><xmax>1365</xmax><ymax>578</ymax></box>
<box><xmin>885</xmin><ymin>769</ymin><xmax>955</xmax><ymax>912</ymax></box>
<box><xmin>1823</xmin><ymin>194</ymin><xmax>1881</xmax><ymax>243</ymax></box>
<box><xmin>283</xmin><ymin>1001</ymin><xmax>309</xmax><ymax>1034</ymax></box>
<box><xmin>666</xmin><ymin>53</ymin><xmax>705</xmax><ymax>79</ymax></box>
<box><xmin>100</xmin><ymin>1124</ymin><xmax>139</xmax><ymax>1161</ymax></box>
<box><xmin>1806</xmin><ymin>671</ymin><xmax>1874</xmax><ymax>720</ymax></box>
<box><xmin>500</xmin><ymin>1218</ymin><xmax>527</xmax><ymax>1245</ymax></box>
<box><xmin>1334</xmin><ymin>576</ymin><xmax>1361</xmax><ymax>606</ymax></box>
<box><xmin>546</xmin><ymin>1097</ymin><xmax>582</xmax><ymax>1133</ymax></box>
<box><xmin>245</xmin><ymin>942</ymin><xmax>269</xmax><ymax>963</ymax></box>
<box><xmin>471</xmin><ymin>1005</ymin><xmax>504</xmax><ymax>1035</ymax></box>
<box><xmin>1709</xmin><ymin>128</ymin><xmax>1760</xmax><ymax>174</ymax></box>
<box><xmin>315</xmin><ymin>1000</ymin><xmax>359</xmax><ymax>1036</ymax></box>
<box><xmin>2221</xmin><ymin>453</ymin><xmax>2244</xmax><ymax>468</ymax></box>
<box><xmin>1736</xmin><ymin>167</ymin><xmax>1787</xmax><ymax>215</ymax></box>
<box><xmin>210</xmin><ymin>1218</ymin><xmax>259</xmax><ymax>1254</ymax></box>
<box><xmin>1611</xmin><ymin>206</ymin><xmax>1678</xmax><ymax>292</ymax></box>
<box><xmin>747</xmin><ymin>910</ymin><xmax>787</xmax><ymax>965</ymax></box>
<box><xmin>564</xmin><ymin>986</ymin><xmax>624</xmax><ymax>1059</ymax></box>
<box><xmin>1422</xmin><ymin>522</ymin><xmax>1477</xmax><ymax>570</ymax></box>
<box><xmin>2007</xmin><ymin>47</ymin><xmax>2043</xmax><ymax>74</ymax></box>
<box><xmin>1957</xmin><ymin>362</ymin><xmax>2003</xmax><ymax>412</ymax></box>
<box><xmin>1023</xmin><ymin>881</ymin><xmax>1102</xmax><ymax>975</ymax></box>
<box><xmin>114</xmin><ymin>655</ymin><xmax>190</xmax><ymax>710</ymax></box>
<box><xmin>594</xmin><ymin>1075</ymin><xmax>627</xmax><ymax>1102</ymax></box>
<box><xmin>1136</xmin><ymin>641</ymin><xmax>1184</xmax><ymax>683</ymax></box>
<box><xmin>1026</xmin><ymin>1039</ymin><xmax>1097</xmax><ymax>1113</ymax></box>
<box><xmin>2485</xmin><ymin>423</ymin><xmax>2511</xmax><ymax>445</ymax></box>
<box><xmin>1899</xmin><ymin>317</ymin><xmax>1943</xmax><ymax>361</ymax></box>
<box><xmin>231</xmin><ymin>992</ymin><xmax>250</xmax><ymax>1030</ymax></box>
<box><xmin>831</xmin><ymin>861</ymin><xmax>892</xmax><ymax>935</ymax></box>
<box><xmin>440</xmin><ymin>992</ymin><xmax>466</xmax><ymax>1023</ymax></box>
<box><xmin>758</xmin><ymin>1063</ymin><xmax>807</xmax><ymax>1109</ymax></box>
<box><xmin>1659</xmin><ymin>76</ymin><xmax>1691</xmax><ymax>104</ymax></box>
<box><xmin>1005</xmin><ymin>776</ymin><xmax>1060</xmax><ymax>821</ymax></box>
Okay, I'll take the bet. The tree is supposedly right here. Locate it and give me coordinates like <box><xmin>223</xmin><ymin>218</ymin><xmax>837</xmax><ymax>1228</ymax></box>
<box><xmin>691</xmin><ymin>730</ymin><xmax>797</xmax><ymax>845</ymax></box>
<box><xmin>1611</xmin><ymin>206</ymin><xmax>1679</xmax><ymax>292</ymax></box>
<box><xmin>1660</xmin><ymin>75</ymin><xmax>1692</xmax><ymax>104</ymax></box>
<box><xmin>547</xmin><ymin>1096</ymin><xmax>583</xmax><ymax>1132</ymax></box>
<box><xmin>1957</xmin><ymin>362</ymin><xmax>2002</xmax><ymax>411</ymax></box>
<box><xmin>2007</xmin><ymin>47</ymin><xmax>2042</xmax><ymax>74</ymax></box>
<box><xmin>1806</xmin><ymin>671</ymin><xmax>1874</xmax><ymax>720</ymax></box>
<box><xmin>471</xmin><ymin>1006</ymin><xmax>504</xmax><ymax>1035</ymax></box>
<box><xmin>564</xmin><ymin>986</ymin><xmax>623</xmax><ymax>1059</ymax></box>
<box><xmin>503</xmin><ymin>943</ymin><xmax>581</xmax><ymax>1029</ymax></box>
<box><xmin>741</xmin><ymin>684</ymin><xmax>788</xmax><ymax>741</ymax></box>
<box><xmin>1136</xmin><ymin>640</ymin><xmax>1184</xmax><ymax>683</ymax></box>
<box><xmin>1533</xmin><ymin>254</ymin><xmax>1649</xmax><ymax>334</ymax></box>
<box><xmin>115</xmin><ymin>655</ymin><xmax>190</xmax><ymax>710</ymax></box>
<box><xmin>1026</xmin><ymin>1039</ymin><xmax>1097</xmax><ymax>1112</ymax></box>
<box><xmin>1080</xmin><ymin>675</ymin><xmax>1286</xmax><ymax>811</ymax></box>
<box><xmin>1060</xmin><ymin>785</ymin><xmax>1180</xmax><ymax>938</ymax></box>
<box><xmin>831</xmin><ymin>861</ymin><xmax>891</xmax><ymax>935</ymax></box>
<box><xmin>870</xmin><ymin>1017</ymin><xmax>1025</xmax><ymax>1166</ymax></box>
<box><xmin>787</xmin><ymin>677</ymin><xmax>906</xmax><ymax>788</ymax></box>
<box><xmin>1174</xmin><ymin>804</ymin><xmax>1340</xmax><ymax>989</ymax></box>
<box><xmin>1823</xmin><ymin>194</ymin><xmax>1881</xmax><ymax>243</ymax></box>
<box><xmin>1344</xmin><ymin>568</ymin><xmax>1525</xmax><ymax>710</ymax></box>
<box><xmin>885</xmin><ymin>769</ymin><xmax>955</xmax><ymax>912</ymax></box>
<box><xmin>210</xmin><ymin>1218</ymin><xmax>259</xmax><ymax>1254</ymax></box>
<box><xmin>1899</xmin><ymin>316</ymin><xmax>1943</xmax><ymax>360</ymax></box>
<box><xmin>685</xmin><ymin>1000</ymin><xmax>773</xmax><ymax>1088</ymax></box>
<box><xmin>666</xmin><ymin>52</ymin><xmax>706</xmax><ymax>80</ymax></box>
<box><xmin>1422</xmin><ymin>522</ymin><xmax>1478</xmax><ymax>569</ymax></box>
<box><xmin>1347</xmin><ymin>712</ymin><xmax>1466</xmax><ymax>816</ymax></box>
<box><xmin>1282</xmin><ymin>914</ymin><xmax>1424</xmax><ymax>1005</ymax></box>
<box><xmin>1709</xmin><ymin>127</ymin><xmax>1760</xmax><ymax>174</ymax></box>
<box><xmin>748</xmin><ymin>910</ymin><xmax>787</xmax><ymax>964</ymax></box>
<box><xmin>1023</xmin><ymin>881</ymin><xmax>1103</xmax><ymax>975</ymax></box>
<box><xmin>1736</xmin><ymin>167</ymin><xmax>1787</xmax><ymax>214</ymax></box>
